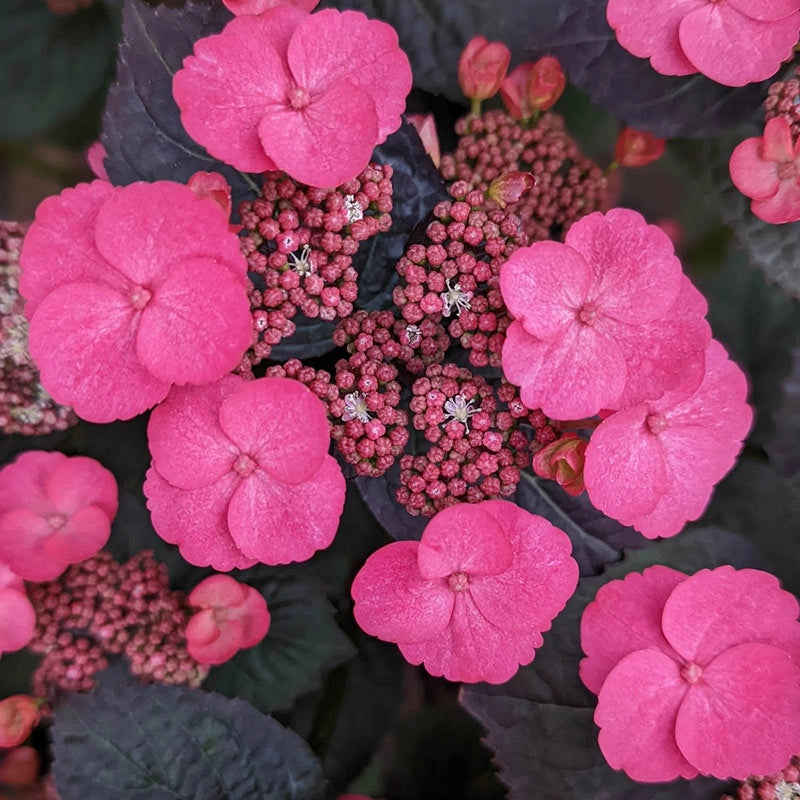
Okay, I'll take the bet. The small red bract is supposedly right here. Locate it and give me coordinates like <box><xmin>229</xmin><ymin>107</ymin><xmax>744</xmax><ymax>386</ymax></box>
<box><xmin>0</xmin><ymin>451</ymin><xmax>118</xmax><ymax>581</ymax></box>
<box><xmin>351</xmin><ymin>500</ymin><xmax>578</xmax><ymax>683</ymax></box>
<box><xmin>532</xmin><ymin>433</ymin><xmax>587</xmax><ymax>497</ymax></box>
<box><xmin>614</xmin><ymin>128</ymin><xmax>666</xmax><ymax>168</ymax></box>
<box><xmin>457</xmin><ymin>36</ymin><xmax>511</xmax><ymax>102</ymax></box>
<box><xmin>186</xmin><ymin>574</ymin><xmax>270</xmax><ymax>665</ymax></box>
<box><xmin>580</xmin><ymin>565</ymin><xmax>800</xmax><ymax>781</ymax></box>
<box><xmin>0</xmin><ymin>696</ymin><xmax>41</xmax><ymax>749</ymax></box>
<box><xmin>406</xmin><ymin>113</ymin><xmax>441</xmax><ymax>168</ymax></box>
<box><xmin>501</xmin><ymin>57</ymin><xmax>566</xmax><ymax>118</ymax></box>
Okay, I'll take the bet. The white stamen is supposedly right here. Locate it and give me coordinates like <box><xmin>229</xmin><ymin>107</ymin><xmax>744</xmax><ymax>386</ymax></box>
<box><xmin>343</xmin><ymin>391</ymin><xmax>373</xmax><ymax>423</ymax></box>
<box><xmin>440</xmin><ymin>279</ymin><xmax>472</xmax><ymax>318</ymax></box>
<box><xmin>344</xmin><ymin>195</ymin><xmax>363</xmax><ymax>224</ymax></box>
<box><xmin>287</xmin><ymin>244</ymin><xmax>313</xmax><ymax>276</ymax></box>
<box><xmin>443</xmin><ymin>394</ymin><xmax>481</xmax><ymax>433</ymax></box>
<box><xmin>0</xmin><ymin>318</ymin><xmax>31</xmax><ymax>366</ymax></box>
<box><xmin>776</xmin><ymin>781</ymin><xmax>800</xmax><ymax>800</ymax></box>
<box><xmin>405</xmin><ymin>324</ymin><xmax>422</xmax><ymax>345</ymax></box>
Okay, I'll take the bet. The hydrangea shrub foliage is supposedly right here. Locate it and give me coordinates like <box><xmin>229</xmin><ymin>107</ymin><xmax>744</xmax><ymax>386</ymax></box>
<box><xmin>1</xmin><ymin>0</ymin><xmax>800</xmax><ymax>798</ymax></box>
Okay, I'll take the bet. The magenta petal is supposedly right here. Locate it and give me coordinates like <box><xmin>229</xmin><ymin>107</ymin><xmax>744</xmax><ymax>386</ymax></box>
<box><xmin>0</xmin><ymin>509</ymin><xmax>64</xmax><ymax>581</ymax></box>
<box><xmin>661</xmin><ymin>566</ymin><xmax>800</xmax><ymax>665</ymax></box>
<box><xmin>595</xmin><ymin>649</ymin><xmax>697</xmax><ymax>782</ymax></box>
<box><xmin>0</xmin><ymin>587</ymin><xmax>35</xmax><ymax>655</ymax></box>
<box><xmin>147</xmin><ymin>377</ymin><xmax>242</xmax><ymax>491</ymax></box>
<box><xmin>729</xmin><ymin>136</ymin><xmax>781</xmax><ymax>201</ymax></box>
<box><xmin>727</xmin><ymin>0</ymin><xmax>800</xmax><ymax>20</ymax></box>
<box><xmin>675</xmin><ymin>643</ymin><xmax>800</xmax><ymax>779</ymax></box>
<box><xmin>580</xmin><ymin>566</ymin><xmax>688</xmax><ymax>695</ymax></box>
<box><xmin>28</xmin><ymin>283</ymin><xmax>170</xmax><ymax>422</ymax></box>
<box><xmin>236</xmin><ymin>588</ymin><xmax>270</xmax><ymax>648</ymax></box>
<box><xmin>287</xmin><ymin>9</ymin><xmax>411</xmax><ymax>143</ymax></box>
<box><xmin>44</xmin><ymin>506</ymin><xmax>111</xmax><ymax>564</ymax></box>
<box><xmin>144</xmin><ymin>467</ymin><xmax>256</xmax><ymax>572</ymax></box>
<box><xmin>470</xmin><ymin>500</ymin><xmax>578</xmax><ymax>633</ymax></box>
<box><xmin>173</xmin><ymin>15</ymin><xmax>290</xmax><ymax>173</ymax></box>
<box><xmin>218</xmin><ymin>377</ymin><xmax>330</xmax><ymax>485</ymax></box>
<box><xmin>258</xmin><ymin>79</ymin><xmax>378</xmax><ymax>188</ymax></box>
<box><xmin>606</xmin><ymin>0</ymin><xmax>702</xmax><ymax>76</ymax></box>
<box><xmin>501</xmin><ymin>320</ymin><xmax>548</xmax><ymax>405</ymax></box>
<box><xmin>19</xmin><ymin>181</ymin><xmax>120</xmax><ymax>317</ymax></box>
<box><xmin>399</xmin><ymin>591</ymin><xmax>542</xmax><ymax>684</ymax></box>
<box><xmin>584</xmin><ymin>405</ymin><xmax>667</xmax><ymax>521</ymax></box>
<box><xmin>567</xmin><ymin>209</ymin><xmax>682</xmax><ymax>326</ymax></box>
<box><xmin>352</xmin><ymin>540</ymin><xmax>454</xmax><ymax>644</ymax></box>
<box><xmin>679</xmin><ymin>5</ymin><xmax>800</xmax><ymax>86</ymax></box>
<box><xmin>0</xmin><ymin>451</ymin><xmax>64</xmax><ymax>518</ymax></box>
<box><xmin>498</xmin><ymin>241</ymin><xmax>590</xmax><ymax>339</ymax></box>
<box><xmin>751</xmin><ymin>176</ymin><xmax>800</xmax><ymax>224</ymax></box>
<box><xmin>763</xmin><ymin>116</ymin><xmax>796</xmax><ymax>161</ymax></box>
<box><xmin>227</xmin><ymin>456</ymin><xmax>344</xmax><ymax>564</ymax></box>
<box><xmin>45</xmin><ymin>456</ymin><xmax>118</xmax><ymax>519</ymax></box>
<box><xmin>416</xmin><ymin>503</ymin><xmax>511</xmax><ymax>579</ymax></box>
<box><xmin>137</xmin><ymin>258</ymin><xmax>251</xmax><ymax>385</ymax></box>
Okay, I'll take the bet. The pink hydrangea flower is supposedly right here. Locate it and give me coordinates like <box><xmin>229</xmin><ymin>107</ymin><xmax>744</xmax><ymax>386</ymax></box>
<box><xmin>0</xmin><ymin>562</ymin><xmax>35</xmax><ymax>656</ymax></box>
<box><xmin>20</xmin><ymin>180</ymin><xmax>251</xmax><ymax>423</ymax></box>
<box><xmin>0</xmin><ymin>451</ymin><xmax>118</xmax><ymax>581</ymax></box>
<box><xmin>185</xmin><ymin>574</ymin><xmax>270</xmax><ymax>665</ymax></box>
<box><xmin>351</xmin><ymin>500</ymin><xmax>578</xmax><ymax>684</ymax></box>
<box><xmin>222</xmin><ymin>0</ymin><xmax>318</xmax><ymax>16</ymax></box>
<box><xmin>580</xmin><ymin>565</ymin><xmax>800</xmax><ymax>781</ymax></box>
<box><xmin>145</xmin><ymin>374</ymin><xmax>345</xmax><ymax>570</ymax></box>
<box><xmin>499</xmin><ymin>208</ymin><xmax>709</xmax><ymax>419</ymax></box>
<box><xmin>584</xmin><ymin>339</ymin><xmax>752</xmax><ymax>538</ymax></box>
<box><xmin>607</xmin><ymin>0</ymin><xmax>800</xmax><ymax>87</ymax></box>
<box><xmin>173</xmin><ymin>7</ymin><xmax>412</xmax><ymax>188</ymax></box>
<box><xmin>730</xmin><ymin>116</ymin><xmax>800</xmax><ymax>224</ymax></box>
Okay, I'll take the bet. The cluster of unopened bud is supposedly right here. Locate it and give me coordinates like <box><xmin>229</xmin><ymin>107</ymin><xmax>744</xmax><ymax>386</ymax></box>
<box><xmin>721</xmin><ymin>756</ymin><xmax>800</xmax><ymax>800</ymax></box>
<box><xmin>764</xmin><ymin>67</ymin><xmax>800</xmax><ymax>143</ymax></box>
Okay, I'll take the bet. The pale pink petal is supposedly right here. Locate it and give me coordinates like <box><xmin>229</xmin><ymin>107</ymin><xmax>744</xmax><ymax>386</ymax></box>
<box><xmin>28</xmin><ymin>283</ymin><xmax>170</xmax><ymax>422</ymax></box>
<box><xmin>579</xmin><ymin>566</ymin><xmax>687</xmax><ymax>695</ymax></box>
<box><xmin>93</xmin><ymin>182</ymin><xmax>247</xmax><ymax>286</ymax></box>
<box><xmin>173</xmin><ymin>14</ymin><xmax>293</xmax><ymax>173</ymax></box>
<box><xmin>351</xmin><ymin>540</ymin><xmax>455</xmax><ymax>644</ymax></box>
<box><xmin>660</xmin><ymin>566</ymin><xmax>800</xmax><ymax>665</ymax></box>
<box><xmin>728</xmin><ymin>0</ymin><xmax>800</xmax><ymax>21</ymax></box>
<box><xmin>584</xmin><ymin>404</ymin><xmax>667</xmax><ymax>521</ymax></box>
<box><xmin>144</xmin><ymin>467</ymin><xmax>256</xmax><ymax>572</ymax></box>
<box><xmin>0</xmin><ymin>451</ymin><xmax>64</xmax><ymax>518</ymax></box>
<box><xmin>498</xmin><ymin>241</ymin><xmax>590</xmax><ymax>339</ymax></box>
<box><xmin>218</xmin><ymin>377</ymin><xmax>330</xmax><ymax>485</ymax></box>
<box><xmin>287</xmin><ymin>9</ymin><xmax>411</xmax><ymax>143</ymax></box>
<box><xmin>223</xmin><ymin>0</ymin><xmax>318</xmax><ymax>16</ymax></box>
<box><xmin>136</xmin><ymin>258</ymin><xmax>251</xmax><ymax>385</ymax></box>
<box><xmin>0</xmin><ymin>587</ymin><xmax>35</xmax><ymax>655</ymax></box>
<box><xmin>763</xmin><ymin>115</ymin><xmax>796</xmax><ymax>162</ymax></box>
<box><xmin>235</xmin><ymin>587</ymin><xmax>270</xmax><ymax>647</ymax></box>
<box><xmin>186</xmin><ymin>607</ymin><xmax>223</xmax><ymax>645</ymax></box>
<box><xmin>227</xmin><ymin>455</ymin><xmax>344</xmax><ymax>564</ymax></box>
<box><xmin>606</xmin><ymin>0</ymin><xmax>702</xmax><ymax>76</ymax></box>
<box><xmin>751</xmin><ymin>177</ymin><xmax>800</xmax><ymax>224</ymax></box>
<box><xmin>148</xmin><ymin>377</ymin><xmax>242</xmax><ymax>491</ymax></box>
<box><xmin>471</xmin><ymin>500</ymin><xmax>578</xmax><ymax>633</ymax></box>
<box><xmin>188</xmin><ymin>574</ymin><xmax>248</xmax><ymax>609</ymax></box>
<box><xmin>416</xmin><ymin>503</ymin><xmax>512</xmax><ymax>580</ymax></box>
<box><xmin>729</xmin><ymin>136</ymin><xmax>781</xmax><ymax>201</ymax></box>
<box><xmin>605</xmin><ymin>275</ymin><xmax>711</xmax><ymax>410</ymax></box>
<box><xmin>595</xmin><ymin>649</ymin><xmax>697</xmax><ymax>782</ymax></box>
<box><xmin>400</xmin><ymin>591</ymin><xmax>543</xmax><ymax>684</ymax></box>
<box><xmin>44</xmin><ymin>506</ymin><xmax>111</xmax><ymax>565</ymax></box>
<box><xmin>675</xmin><ymin>643</ymin><xmax>800</xmax><ymax>779</ymax></box>
<box><xmin>187</xmin><ymin>611</ymin><xmax>245</xmax><ymax>665</ymax></box>
<box><xmin>0</xmin><ymin>563</ymin><xmax>24</xmax><ymax>593</ymax></box>
<box><xmin>0</xmin><ymin>509</ymin><xmax>65</xmax><ymax>581</ymax></box>
<box><xmin>566</xmin><ymin>209</ymin><xmax>682</xmax><ymax>326</ymax></box>
<box><xmin>258</xmin><ymin>79</ymin><xmax>378</xmax><ymax>188</ymax></box>
<box><xmin>19</xmin><ymin>181</ymin><xmax>120</xmax><ymax>317</ymax></box>
<box><xmin>679</xmin><ymin>5</ymin><xmax>800</xmax><ymax>86</ymax></box>
<box><xmin>45</xmin><ymin>456</ymin><xmax>118</xmax><ymax>518</ymax></box>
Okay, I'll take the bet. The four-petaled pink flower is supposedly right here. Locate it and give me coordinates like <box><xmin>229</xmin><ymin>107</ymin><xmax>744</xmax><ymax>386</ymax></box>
<box><xmin>20</xmin><ymin>180</ymin><xmax>251</xmax><ymax>423</ymax></box>
<box><xmin>0</xmin><ymin>451</ymin><xmax>118</xmax><ymax>581</ymax></box>
<box><xmin>185</xmin><ymin>574</ymin><xmax>270</xmax><ymax>665</ymax></box>
<box><xmin>580</xmin><ymin>565</ymin><xmax>800</xmax><ymax>781</ymax></box>
<box><xmin>607</xmin><ymin>0</ymin><xmax>800</xmax><ymax>87</ymax></box>
<box><xmin>351</xmin><ymin>500</ymin><xmax>578</xmax><ymax>684</ymax></box>
<box><xmin>173</xmin><ymin>7</ymin><xmax>412</xmax><ymax>188</ymax></box>
<box><xmin>730</xmin><ymin>116</ymin><xmax>800</xmax><ymax>224</ymax></box>
<box><xmin>584</xmin><ymin>339</ymin><xmax>752</xmax><ymax>539</ymax></box>
<box><xmin>145</xmin><ymin>374</ymin><xmax>345</xmax><ymax>570</ymax></box>
<box><xmin>0</xmin><ymin>562</ymin><xmax>35</xmax><ymax>657</ymax></box>
<box><xmin>499</xmin><ymin>208</ymin><xmax>710</xmax><ymax>419</ymax></box>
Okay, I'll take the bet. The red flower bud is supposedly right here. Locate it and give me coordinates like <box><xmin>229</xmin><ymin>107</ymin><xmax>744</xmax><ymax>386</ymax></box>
<box><xmin>499</xmin><ymin>63</ymin><xmax>533</xmax><ymax>119</ymax></box>
<box><xmin>527</xmin><ymin>56</ymin><xmax>566</xmax><ymax>112</ymax></box>
<box><xmin>614</xmin><ymin>128</ymin><xmax>666</xmax><ymax>168</ymax></box>
<box><xmin>407</xmin><ymin>113</ymin><xmax>441</xmax><ymax>168</ymax></box>
<box><xmin>458</xmin><ymin>36</ymin><xmax>511</xmax><ymax>102</ymax></box>
<box><xmin>532</xmin><ymin>433</ymin><xmax>587</xmax><ymax>496</ymax></box>
<box><xmin>487</xmin><ymin>171</ymin><xmax>535</xmax><ymax>208</ymax></box>
<box><xmin>187</xmin><ymin>171</ymin><xmax>242</xmax><ymax>232</ymax></box>
<box><xmin>0</xmin><ymin>696</ymin><xmax>41</xmax><ymax>748</ymax></box>
<box><xmin>0</xmin><ymin>747</ymin><xmax>41</xmax><ymax>787</ymax></box>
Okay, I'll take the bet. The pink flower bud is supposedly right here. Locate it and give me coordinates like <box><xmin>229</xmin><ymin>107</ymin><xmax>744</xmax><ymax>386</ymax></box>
<box><xmin>487</xmin><ymin>171</ymin><xmax>535</xmax><ymax>208</ymax></box>
<box><xmin>406</xmin><ymin>113</ymin><xmax>441</xmax><ymax>168</ymax></box>
<box><xmin>499</xmin><ymin>63</ymin><xmax>533</xmax><ymax>119</ymax></box>
<box><xmin>532</xmin><ymin>433</ymin><xmax>587</xmax><ymax>496</ymax></box>
<box><xmin>527</xmin><ymin>56</ymin><xmax>566</xmax><ymax>112</ymax></box>
<box><xmin>458</xmin><ymin>36</ymin><xmax>511</xmax><ymax>102</ymax></box>
<box><xmin>614</xmin><ymin>128</ymin><xmax>666</xmax><ymax>168</ymax></box>
<box><xmin>0</xmin><ymin>696</ymin><xmax>41</xmax><ymax>749</ymax></box>
<box><xmin>0</xmin><ymin>746</ymin><xmax>41</xmax><ymax>787</ymax></box>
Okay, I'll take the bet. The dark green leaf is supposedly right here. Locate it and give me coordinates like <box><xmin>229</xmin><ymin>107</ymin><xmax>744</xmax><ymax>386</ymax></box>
<box><xmin>766</xmin><ymin>348</ymin><xmax>800</xmax><ymax>493</ymax></box>
<box><xmin>0</xmin><ymin>649</ymin><xmax>41</xmax><ymax>697</ymax></box>
<box><xmin>202</xmin><ymin>565</ymin><xmax>356</xmax><ymax>715</ymax></box>
<box><xmin>52</xmin><ymin>682</ymin><xmax>325</xmax><ymax>800</ymax></box>
<box><xmin>355</xmin><ymin>462</ymin><xmax>427</xmax><ymax>542</ymax></box>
